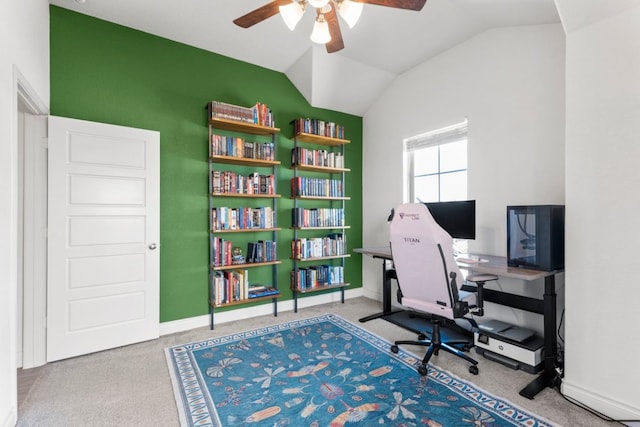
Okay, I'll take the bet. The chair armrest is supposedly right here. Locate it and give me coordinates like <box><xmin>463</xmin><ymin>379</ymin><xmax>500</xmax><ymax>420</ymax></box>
<box><xmin>466</xmin><ymin>274</ymin><xmax>498</xmax><ymax>317</ymax></box>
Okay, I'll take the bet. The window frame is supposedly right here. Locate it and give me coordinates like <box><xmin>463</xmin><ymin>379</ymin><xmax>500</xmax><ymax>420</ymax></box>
<box><xmin>404</xmin><ymin>120</ymin><xmax>468</xmax><ymax>203</ymax></box>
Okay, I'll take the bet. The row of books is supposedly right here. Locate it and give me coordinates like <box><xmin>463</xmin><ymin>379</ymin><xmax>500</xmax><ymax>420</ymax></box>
<box><xmin>211</xmin><ymin>206</ymin><xmax>275</xmax><ymax>231</ymax></box>
<box><xmin>211</xmin><ymin>238</ymin><xmax>234</xmax><ymax>266</ymax></box>
<box><xmin>291</xmin><ymin>265</ymin><xmax>344</xmax><ymax>290</ymax></box>
<box><xmin>291</xmin><ymin>233</ymin><xmax>347</xmax><ymax>260</ymax></box>
<box><xmin>211</xmin><ymin>171</ymin><xmax>275</xmax><ymax>195</ymax></box>
<box><xmin>211</xmin><ymin>269</ymin><xmax>279</xmax><ymax>304</ymax></box>
<box><xmin>210</xmin><ymin>101</ymin><xmax>275</xmax><ymax>128</ymax></box>
<box><xmin>290</xmin><ymin>177</ymin><xmax>344</xmax><ymax>198</ymax></box>
<box><xmin>293</xmin><ymin>118</ymin><xmax>345</xmax><ymax>139</ymax></box>
<box><xmin>211</xmin><ymin>269</ymin><xmax>249</xmax><ymax>304</ymax></box>
<box><xmin>292</xmin><ymin>207</ymin><xmax>344</xmax><ymax>228</ymax></box>
<box><xmin>247</xmin><ymin>240</ymin><xmax>277</xmax><ymax>263</ymax></box>
<box><xmin>211</xmin><ymin>135</ymin><xmax>275</xmax><ymax>161</ymax></box>
<box><xmin>211</xmin><ymin>238</ymin><xmax>277</xmax><ymax>266</ymax></box>
<box><xmin>291</xmin><ymin>147</ymin><xmax>345</xmax><ymax>169</ymax></box>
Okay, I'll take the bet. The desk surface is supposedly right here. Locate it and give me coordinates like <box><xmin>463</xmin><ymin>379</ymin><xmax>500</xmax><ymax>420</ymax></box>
<box><xmin>354</xmin><ymin>246</ymin><xmax>557</xmax><ymax>281</ymax></box>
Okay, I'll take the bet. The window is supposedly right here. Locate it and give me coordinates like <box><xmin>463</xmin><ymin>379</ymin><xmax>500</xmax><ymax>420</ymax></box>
<box><xmin>404</xmin><ymin>121</ymin><xmax>468</xmax><ymax>203</ymax></box>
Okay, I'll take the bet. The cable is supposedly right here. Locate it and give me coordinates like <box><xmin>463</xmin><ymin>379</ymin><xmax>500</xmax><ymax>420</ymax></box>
<box><xmin>516</xmin><ymin>213</ymin><xmax>535</xmax><ymax>238</ymax></box>
<box><xmin>555</xmin><ymin>308</ymin><xmax>565</xmax><ymax>375</ymax></box>
<box><xmin>556</xmin><ymin>308</ymin><xmax>630</xmax><ymax>425</ymax></box>
<box><xmin>557</xmin><ymin>309</ymin><xmax>565</xmax><ymax>361</ymax></box>
<box><xmin>557</xmin><ymin>308</ymin><xmax>565</xmax><ymax>346</ymax></box>
<box><xmin>560</xmin><ymin>392</ymin><xmax>627</xmax><ymax>425</ymax></box>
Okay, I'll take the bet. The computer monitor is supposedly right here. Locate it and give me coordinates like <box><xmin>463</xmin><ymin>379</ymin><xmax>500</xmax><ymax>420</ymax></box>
<box><xmin>424</xmin><ymin>200</ymin><xmax>476</xmax><ymax>240</ymax></box>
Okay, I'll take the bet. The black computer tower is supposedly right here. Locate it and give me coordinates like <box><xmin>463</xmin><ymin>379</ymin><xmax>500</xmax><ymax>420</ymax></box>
<box><xmin>507</xmin><ymin>205</ymin><xmax>564</xmax><ymax>271</ymax></box>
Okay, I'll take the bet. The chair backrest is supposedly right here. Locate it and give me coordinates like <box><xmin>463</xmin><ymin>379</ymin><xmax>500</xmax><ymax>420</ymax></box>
<box><xmin>389</xmin><ymin>203</ymin><xmax>465</xmax><ymax>320</ymax></box>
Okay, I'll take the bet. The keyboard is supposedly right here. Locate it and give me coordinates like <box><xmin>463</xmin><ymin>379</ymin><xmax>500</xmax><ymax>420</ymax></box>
<box><xmin>456</xmin><ymin>257</ymin><xmax>479</xmax><ymax>264</ymax></box>
<box><xmin>456</xmin><ymin>256</ymin><xmax>488</xmax><ymax>264</ymax></box>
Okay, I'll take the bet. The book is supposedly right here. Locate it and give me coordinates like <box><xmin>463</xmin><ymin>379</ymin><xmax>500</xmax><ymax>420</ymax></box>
<box><xmin>248</xmin><ymin>286</ymin><xmax>279</xmax><ymax>298</ymax></box>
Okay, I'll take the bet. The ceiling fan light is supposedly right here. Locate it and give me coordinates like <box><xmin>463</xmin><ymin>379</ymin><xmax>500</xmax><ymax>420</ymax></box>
<box><xmin>338</xmin><ymin>0</ymin><xmax>363</xmax><ymax>28</ymax></box>
<box><xmin>307</xmin><ymin>0</ymin><xmax>330</xmax><ymax>8</ymax></box>
<box><xmin>279</xmin><ymin>1</ymin><xmax>304</xmax><ymax>31</ymax></box>
<box><xmin>310</xmin><ymin>16</ymin><xmax>331</xmax><ymax>44</ymax></box>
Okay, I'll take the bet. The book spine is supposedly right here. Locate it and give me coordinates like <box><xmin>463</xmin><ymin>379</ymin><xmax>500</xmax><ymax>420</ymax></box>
<box><xmin>294</xmin><ymin>117</ymin><xmax>345</xmax><ymax>139</ymax></box>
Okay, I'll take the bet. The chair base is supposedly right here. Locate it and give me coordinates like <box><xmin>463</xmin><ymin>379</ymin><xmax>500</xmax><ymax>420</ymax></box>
<box><xmin>390</xmin><ymin>316</ymin><xmax>479</xmax><ymax>376</ymax></box>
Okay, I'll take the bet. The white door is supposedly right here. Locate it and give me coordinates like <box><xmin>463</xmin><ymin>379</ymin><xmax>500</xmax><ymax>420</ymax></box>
<box><xmin>47</xmin><ymin>116</ymin><xmax>160</xmax><ymax>362</ymax></box>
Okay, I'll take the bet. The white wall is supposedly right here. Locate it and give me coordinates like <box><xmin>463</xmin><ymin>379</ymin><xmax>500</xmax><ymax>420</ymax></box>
<box><xmin>0</xmin><ymin>1</ymin><xmax>49</xmax><ymax>425</ymax></box>
<box><xmin>562</xmin><ymin>4</ymin><xmax>640</xmax><ymax>420</ymax></box>
<box><xmin>361</xmin><ymin>24</ymin><xmax>566</xmax><ymax>333</ymax></box>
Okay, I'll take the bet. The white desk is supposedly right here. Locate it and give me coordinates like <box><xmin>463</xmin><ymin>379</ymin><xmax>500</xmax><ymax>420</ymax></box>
<box><xmin>355</xmin><ymin>245</ymin><xmax>562</xmax><ymax>400</ymax></box>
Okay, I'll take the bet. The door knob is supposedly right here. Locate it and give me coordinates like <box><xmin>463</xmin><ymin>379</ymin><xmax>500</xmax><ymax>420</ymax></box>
<box><xmin>149</xmin><ymin>243</ymin><xmax>157</xmax><ymax>250</ymax></box>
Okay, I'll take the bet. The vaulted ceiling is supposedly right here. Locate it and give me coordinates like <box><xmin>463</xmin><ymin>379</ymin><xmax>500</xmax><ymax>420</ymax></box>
<box><xmin>49</xmin><ymin>0</ymin><xmax>561</xmax><ymax>115</ymax></box>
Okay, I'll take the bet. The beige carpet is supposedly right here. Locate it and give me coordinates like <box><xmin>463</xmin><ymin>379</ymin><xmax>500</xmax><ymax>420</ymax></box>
<box><xmin>17</xmin><ymin>297</ymin><xmax>618</xmax><ymax>426</ymax></box>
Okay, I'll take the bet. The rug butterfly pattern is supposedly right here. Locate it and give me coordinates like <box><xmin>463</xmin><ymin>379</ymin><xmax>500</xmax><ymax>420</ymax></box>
<box><xmin>166</xmin><ymin>314</ymin><xmax>553</xmax><ymax>427</ymax></box>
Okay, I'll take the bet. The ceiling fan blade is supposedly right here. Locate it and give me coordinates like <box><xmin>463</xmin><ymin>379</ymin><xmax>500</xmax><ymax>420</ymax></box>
<box><xmin>358</xmin><ymin>0</ymin><xmax>427</xmax><ymax>11</ymax></box>
<box><xmin>233</xmin><ymin>0</ymin><xmax>292</xmax><ymax>28</ymax></box>
<box><xmin>325</xmin><ymin>7</ymin><xmax>345</xmax><ymax>53</ymax></box>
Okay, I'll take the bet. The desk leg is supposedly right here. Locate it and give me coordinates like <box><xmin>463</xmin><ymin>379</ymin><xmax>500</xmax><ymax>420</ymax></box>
<box><xmin>359</xmin><ymin>258</ymin><xmax>402</xmax><ymax>322</ymax></box>
<box><xmin>519</xmin><ymin>274</ymin><xmax>561</xmax><ymax>399</ymax></box>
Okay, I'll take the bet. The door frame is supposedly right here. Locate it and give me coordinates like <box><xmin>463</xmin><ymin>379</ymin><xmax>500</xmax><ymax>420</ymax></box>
<box><xmin>15</xmin><ymin>66</ymin><xmax>49</xmax><ymax>369</ymax></box>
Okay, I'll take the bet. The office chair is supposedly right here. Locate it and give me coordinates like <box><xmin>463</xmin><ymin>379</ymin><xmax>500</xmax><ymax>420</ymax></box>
<box><xmin>388</xmin><ymin>203</ymin><xmax>496</xmax><ymax>376</ymax></box>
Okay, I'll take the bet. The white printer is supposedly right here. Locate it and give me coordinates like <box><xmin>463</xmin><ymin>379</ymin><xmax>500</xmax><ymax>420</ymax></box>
<box><xmin>474</xmin><ymin>319</ymin><xmax>544</xmax><ymax>374</ymax></box>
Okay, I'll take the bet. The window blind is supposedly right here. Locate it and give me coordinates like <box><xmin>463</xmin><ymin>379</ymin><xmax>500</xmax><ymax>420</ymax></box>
<box><xmin>405</xmin><ymin>120</ymin><xmax>468</xmax><ymax>152</ymax></box>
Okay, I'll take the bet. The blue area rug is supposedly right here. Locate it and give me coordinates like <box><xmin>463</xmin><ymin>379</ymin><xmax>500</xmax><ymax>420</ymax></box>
<box><xmin>165</xmin><ymin>314</ymin><xmax>554</xmax><ymax>427</ymax></box>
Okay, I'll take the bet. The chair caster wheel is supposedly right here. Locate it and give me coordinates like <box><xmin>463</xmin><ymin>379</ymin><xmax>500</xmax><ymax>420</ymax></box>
<box><xmin>390</xmin><ymin>345</ymin><xmax>399</xmax><ymax>353</ymax></box>
<box><xmin>469</xmin><ymin>365</ymin><xmax>479</xmax><ymax>375</ymax></box>
<box><xmin>418</xmin><ymin>334</ymin><xmax>427</xmax><ymax>341</ymax></box>
<box><xmin>418</xmin><ymin>364</ymin><xmax>428</xmax><ymax>376</ymax></box>
<box><xmin>461</xmin><ymin>344</ymin><xmax>471</xmax><ymax>352</ymax></box>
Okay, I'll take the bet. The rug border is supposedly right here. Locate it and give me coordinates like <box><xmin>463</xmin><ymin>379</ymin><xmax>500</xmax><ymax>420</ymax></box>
<box><xmin>164</xmin><ymin>313</ymin><xmax>558</xmax><ymax>427</ymax></box>
<box><xmin>164</xmin><ymin>346</ymin><xmax>192</xmax><ymax>427</ymax></box>
<box><xmin>164</xmin><ymin>342</ymin><xmax>223</xmax><ymax>426</ymax></box>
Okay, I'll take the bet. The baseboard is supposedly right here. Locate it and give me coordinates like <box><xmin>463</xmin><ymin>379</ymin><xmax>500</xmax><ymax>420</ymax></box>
<box><xmin>562</xmin><ymin>380</ymin><xmax>640</xmax><ymax>423</ymax></box>
<box><xmin>160</xmin><ymin>287</ymin><xmax>364</xmax><ymax>336</ymax></box>
<box><xmin>361</xmin><ymin>285</ymin><xmax>382</xmax><ymax>303</ymax></box>
<box><xmin>2</xmin><ymin>406</ymin><xmax>17</xmax><ymax>427</ymax></box>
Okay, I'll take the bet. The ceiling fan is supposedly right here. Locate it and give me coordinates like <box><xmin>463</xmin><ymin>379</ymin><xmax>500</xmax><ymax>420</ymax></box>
<box><xmin>233</xmin><ymin>0</ymin><xmax>427</xmax><ymax>53</ymax></box>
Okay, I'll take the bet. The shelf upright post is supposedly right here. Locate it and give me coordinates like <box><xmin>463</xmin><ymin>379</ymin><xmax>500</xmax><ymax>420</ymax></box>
<box><xmin>207</xmin><ymin>117</ymin><xmax>216</xmax><ymax>329</ymax></box>
<box><xmin>292</xmin><ymin>123</ymin><xmax>300</xmax><ymax>313</ymax></box>
<box><xmin>271</xmin><ymin>132</ymin><xmax>279</xmax><ymax>317</ymax></box>
<box><xmin>339</xmin><ymin>141</ymin><xmax>346</xmax><ymax>304</ymax></box>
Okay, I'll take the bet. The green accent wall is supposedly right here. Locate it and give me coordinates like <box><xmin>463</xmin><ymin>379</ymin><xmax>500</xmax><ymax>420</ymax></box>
<box><xmin>50</xmin><ymin>6</ymin><xmax>363</xmax><ymax>323</ymax></box>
